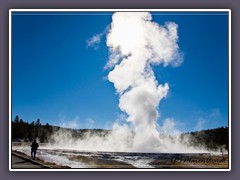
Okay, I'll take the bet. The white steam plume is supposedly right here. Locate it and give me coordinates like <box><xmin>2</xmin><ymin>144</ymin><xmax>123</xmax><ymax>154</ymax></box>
<box><xmin>105</xmin><ymin>12</ymin><xmax>182</xmax><ymax>151</ymax></box>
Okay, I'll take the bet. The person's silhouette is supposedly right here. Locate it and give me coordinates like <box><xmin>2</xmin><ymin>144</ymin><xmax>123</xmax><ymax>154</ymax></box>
<box><xmin>31</xmin><ymin>139</ymin><xmax>39</xmax><ymax>160</ymax></box>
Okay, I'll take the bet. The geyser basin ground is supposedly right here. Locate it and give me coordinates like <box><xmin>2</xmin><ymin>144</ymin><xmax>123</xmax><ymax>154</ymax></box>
<box><xmin>12</xmin><ymin>146</ymin><xmax>228</xmax><ymax>169</ymax></box>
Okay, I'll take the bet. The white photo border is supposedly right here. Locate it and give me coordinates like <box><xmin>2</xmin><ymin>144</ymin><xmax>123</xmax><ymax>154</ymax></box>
<box><xmin>9</xmin><ymin>9</ymin><xmax>231</xmax><ymax>172</ymax></box>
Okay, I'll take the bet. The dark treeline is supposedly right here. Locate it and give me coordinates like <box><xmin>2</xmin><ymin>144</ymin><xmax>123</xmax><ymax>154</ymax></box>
<box><xmin>12</xmin><ymin>115</ymin><xmax>53</xmax><ymax>143</ymax></box>
<box><xmin>11</xmin><ymin>115</ymin><xmax>110</xmax><ymax>143</ymax></box>
<box><xmin>183</xmin><ymin>126</ymin><xmax>229</xmax><ymax>151</ymax></box>
<box><xmin>12</xmin><ymin>115</ymin><xmax>229</xmax><ymax>152</ymax></box>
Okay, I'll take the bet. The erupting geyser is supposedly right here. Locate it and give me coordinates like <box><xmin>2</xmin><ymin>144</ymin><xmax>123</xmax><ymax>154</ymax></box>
<box><xmin>105</xmin><ymin>12</ymin><xmax>182</xmax><ymax>151</ymax></box>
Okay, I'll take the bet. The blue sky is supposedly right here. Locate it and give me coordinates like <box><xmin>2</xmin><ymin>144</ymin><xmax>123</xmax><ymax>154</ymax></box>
<box><xmin>11</xmin><ymin>11</ymin><xmax>229</xmax><ymax>132</ymax></box>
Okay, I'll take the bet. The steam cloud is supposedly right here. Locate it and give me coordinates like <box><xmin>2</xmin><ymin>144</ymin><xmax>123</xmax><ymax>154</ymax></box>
<box><xmin>105</xmin><ymin>12</ymin><xmax>181</xmax><ymax>151</ymax></box>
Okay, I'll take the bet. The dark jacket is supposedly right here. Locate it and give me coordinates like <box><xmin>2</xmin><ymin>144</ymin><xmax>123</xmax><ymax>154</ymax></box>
<box><xmin>31</xmin><ymin>141</ymin><xmax>39</xmax><ymax>150</ymax></box>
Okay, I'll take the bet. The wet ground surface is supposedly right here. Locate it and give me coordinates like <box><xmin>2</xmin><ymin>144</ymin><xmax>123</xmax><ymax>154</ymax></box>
<box><xmin>14</xmin><ymin>148</ymin><xmax>228</xmax><ymax>169</ymax></box>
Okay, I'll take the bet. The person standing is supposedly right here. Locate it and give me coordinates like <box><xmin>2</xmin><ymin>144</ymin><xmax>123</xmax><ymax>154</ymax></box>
<box><xmin>31</xmin><ymin>139</ymin><xmax>39</xmax><ymax>160</ymax></box>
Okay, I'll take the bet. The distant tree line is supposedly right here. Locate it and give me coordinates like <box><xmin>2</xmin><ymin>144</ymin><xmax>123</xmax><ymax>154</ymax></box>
<box><xmin>12</xmin><ymin>115</ymin><xmax>53</xmax><ymax>143</ymax></box>
<box><xmin>11</xmin><ymin>115</ymin><xmax>110</xmax><ymax>143</ymax></box>
<box><xmin>182</xmin><ymin>126</ymin><xmax>229</xmax><ymax>151</ymax></box>
<box><xmin>12</xmin><ymin>115</ymin><xmax>229</xmax><ymax>151</ymax></box>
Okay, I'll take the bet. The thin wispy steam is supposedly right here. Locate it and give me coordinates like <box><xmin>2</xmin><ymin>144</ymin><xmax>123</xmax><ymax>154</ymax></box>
<box><xmin>86</xmin><ymin>34</ymin><xmax>102</xmax><ymax>47</ymax></box>
<box><xmin>85</xmin><ymin>118</ymin><xmax>94</xmax><ymax>129</ymax></box>
<box><xmin>158</xmin><ymin>118</ymin><xmax>180</xmax><ymax>135</ymax></box>
<box><xmin>59</xmin><ymin>116</ymin><xmax>80</xmax><ymax>129</ymax></box>
<box><xmin>210</xmin><ymin>108</ymin><xmax>221</xmax><ymax>118</ymax></box>
<box><xmin>86</xmin><ymin>25</ymin><xmax>110</xmax><ymax>49</ymax></box>
<box><xmin>194</xmin><ymin>118</ymin><xmax>206</xmax><ymax>131</ymax></box>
